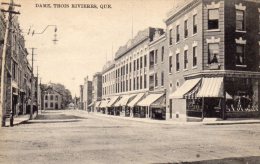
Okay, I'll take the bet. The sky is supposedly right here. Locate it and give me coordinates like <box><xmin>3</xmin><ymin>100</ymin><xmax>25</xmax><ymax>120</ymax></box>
<box><xmin>3</xmin><ymin>0</ymin><xmax>183</xmax><ymax>96</ymax></box>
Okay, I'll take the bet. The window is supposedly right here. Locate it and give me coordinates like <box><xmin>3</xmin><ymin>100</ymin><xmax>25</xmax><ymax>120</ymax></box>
<box><xmin>155</xmin><ymin>50</ymin><xmax>158</xmax><ymax>64</ymax></box>
<box><xmin>155</xmin><ymin>73</ymin><xmax>158</xmax><ymax>87</ymax></box>
<box><xmin>169</xmin><ymin>56</ymin><xmax>173</xmax><ymax>73</ymax></box>
<box><xmin>50</xmin><ymin>102</ymin><xmax>53</xmax><ymax>108</ymax></box>
<box><xmin>140</xmin><ymin>76</ymin><xmax>142</xmax><ymax>89</ymax></box>
<box><xmin>144</xmin><ymin>55</ymin><xmax>147</xmax><ymax>67</ymax></box>
<box><xmin>45</xmin><ymin>95</ymin><xmax>48</xmax><ymax>100</ymax></box>
<box><xmin>193</xmin><ymin>14</ymin><xmax>197</xmax><ymax>34</ymax></box>
<box><xmin>137</xmin><ymin>59</ymin><xmax>139</xmax><ymax>70</ymax></box>
<box><xmin>176</xmin><ymin>53</ymin><xmax>180</xmax><ymax>71</ymax></box>
<box><xmin>144</xmin><ymin>74</ymin><xmax>147</xmax><ymax>88</ymax></box>
<box><xmin>133</xmin><ymin>60</ymin><xmax>136</xmax><ymax>71</ymax></box>
<box><xmin>169</xmin><ymin>29</ymin><xmax>173</xmax><ymax>45</ymax></box>
<box><xmin>184</xmin><ymin>20</ymin><xmax>188</xmax><ymax>38</ymax></box>
<box><xmin>55</xmin><ymin>95</ymin><xmax>58</xmax><ymax>101</ymax></box>
<box><xmin>208</xmin><ymin>43</ymin><xmax>219</xmax><ymax>64</ymax></box>
<box><xmin>193</xmin><ymin>46</ymin><xmax>197</xmax><ymax>67</ymax></box>
<box><xmin>161</xmin><ymin>46</ymin><xmax>164</xmax><ymax>62</ymax></box>
<box><xmin>133</xmin><ymin>78</ymin><xmax>136</xmax><ymax>90</ymax></box>
<box><xmin>137</xmin><ymin>77</ymin><xmax>139</xmax><ymax>90</ymax></box>
<box><xmin>236</xmin><ymin>10</ymin><xmax>245</xmax><ymax>31</ymax></box>
<box><xmin>140</xmin><ymin>57</ymin><xmax>143</xmax><ymax>69</ymax></box>
<box><xmin>129</xmin><ymin>62</ymin><xmax>132</xmax><ymax>72</ymax></box>
<box><xmin>259</xmin><ymin>14</ymin><xmax>260</xmax><ymax>32</ymax></box>
<box><xmin>236</xmin><ymin>44</ymin><xmax>245</xmax><ymax>65</ymax></box>
<box><xmin>45</xmin><ymin>103</ymin><xmax>48</xmax><ymax>108</ymax></box>
<box><xmin>184</xmin><ymin>50</ymin><xmax>188</xmax><ymax>69</ymax></box>
<box><xmin>176</xmin><ymin>25</ymin><xmax>180</xmax><ymax>42</ymax></box>
<box><xmin>50</xmin><ymin>95</ymin><xmax>53</xmax><ymax>100</ymax></box>
<box><xmin>126</xmin><ymin>80</ymin><xmax>128</xmax><ymax>91</ymax></box>
<box><xmin>129</xmin><ymin>79</ymin><xmax>131</xmax><ymax>91</ymax></box>
<box><xmin>208</xmin><ymin>9</ymin><xmax>219</xmax><ymax>29</ymax></box>
<box><xmin>126</xmin><ymin>64</ymin><xmax>128</xmax><ymax>74</ymax></box>
<box><xmin>161</xmin><ymin>71</ymin><xmax>164</xmax><ymax>86</ymax></box>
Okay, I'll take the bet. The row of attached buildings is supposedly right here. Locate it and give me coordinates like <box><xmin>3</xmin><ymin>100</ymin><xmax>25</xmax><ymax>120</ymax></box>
<box><xmin>0</xmin><ymin>9</ymin><xmax>39</xmax><ymax>126</ymax></box>
<box><xmin>79</xmin><ymin>0</ymin><xmax>260</xmax><ymax>121</ymax></box>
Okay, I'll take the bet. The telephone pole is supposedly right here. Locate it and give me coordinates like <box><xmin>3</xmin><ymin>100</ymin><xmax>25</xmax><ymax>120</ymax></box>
<box><xmin>0</xmin><ymin>0</ymin><xmax>20</xmax><ymax>127</ymax></box>
<box><xmin>29</xmin><ymin>48</ymin><xmax>36</xmax><ymax>120</ymax></box>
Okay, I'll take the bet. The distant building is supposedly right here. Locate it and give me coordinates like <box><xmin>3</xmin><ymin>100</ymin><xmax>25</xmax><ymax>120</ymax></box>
<box><xmin>83</xmin><ymin>76</ymin><xmax>92</xmax><ymax>110</ymax></box>
<box><xmin>43</xmin><ymin>89</ymin><xmax>62</xmax><ymax>110</ymax></box>
<box><xmin>91</xmin><ymin>72</ymin><xmax>102</xmax><ymax>112</ymax></box>
<box><xmin>79</xmin><ymin>85</ymin><xmax>84</xmax><ymax>109</ymax></box>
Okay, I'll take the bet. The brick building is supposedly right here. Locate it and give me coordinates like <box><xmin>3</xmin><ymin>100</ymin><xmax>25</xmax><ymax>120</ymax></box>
<box><xmin>166</xmin><ymin>0</ymin><xmax>260</xmax><ymax>121</ymax></box>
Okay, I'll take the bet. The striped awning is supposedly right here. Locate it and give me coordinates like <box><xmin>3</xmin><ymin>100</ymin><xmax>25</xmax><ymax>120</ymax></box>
<box><xmin>197</xmin><ymin>77</ymin><xmax>223</xmax><ymax>98</ymax></box>
<box><xmin>169</xmin><ymin>78</ymin><xmax>201</xmax><ymax>99</ymax></box>
<box><xmin>128</xmin><ymin>93</ymin><xmax>145</xmax><ymax>107</ymax></box>
<box><xmin>99</xmin><ymin>100</ymin><xmax>109</xmax><ymax>108</ymax></box>
<box><xmin>95</xmin><ymin>101</ymin><xmax>101</xmax><ymax>107</ymax></box>
<box><xmin>137</xmin><ymin>93</ymin><xmax>164</xmax><ymax>107</ymax></box>
<box><xmin>106</xmin><ymin>96</ymin><xmax>119</xmax><ymax>107</ymax></box>
<box><xmin>114</xmin><ymin>94</ymin><xmax>136</xmax><ymax>107</ymax></box>
<box><xmin>150</xmin><ymin>94</ymin><xmax>166</xmax><ymax>108</ymax></box>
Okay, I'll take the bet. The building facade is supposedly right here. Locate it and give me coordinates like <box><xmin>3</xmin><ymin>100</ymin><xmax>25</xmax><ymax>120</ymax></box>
<box><xmin>166</xmin><ymin>0</ymin><xmax>260</xmax><ymax>121</ymax></box>
<box><xmin>79</xmin><ymin>85</ymin><xmax>83</xmax><ymax>109</ymax></box>
<box><xmin>83</xmin><ymin>76</ymin><xmax>92</xmax><ymax>110</ymax></box>
<box><xmin>91</xmin><ymin>72</ymin><xmax>102</xmax><ymax>112</ymax></box>
<box><xmin>43</xmin><ymin>89</ymin><xmax>62</xmax><ymax>110</ymax></box>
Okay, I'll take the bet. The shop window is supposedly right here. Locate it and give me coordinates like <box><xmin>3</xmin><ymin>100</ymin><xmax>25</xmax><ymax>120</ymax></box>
<box><xmin>208</xmin><ymin>43</ymin><xmax>219</xmax><ymax>64</ymax></box>
<box><xmin>184</xmin><ymin>50</ymin><xmax>188</xmax><ymax>69</ymax></box>
<box><xmin>169</xmin><ymin>29</ymin><xmax>173</xmax><ymax>45</ymax></box>
<box><xmin>193</xmin><ymin>46</ymin><xmax>197</xmax><ymax>67</ymax></box>
<box><xmin>184</xmin><ymin>20</ymin><xmax>188</xmax><ymax>38</ymax></box>
<box><xmin>176</xmin><ymin>53</ymin><xmax>180</xmax><ymax>71</ymax></box>
<box><xmin>169</xmin><ymin>56</ymin><xmax>173</xmax><ymax>73</ymax></box>
<box><xmin>208</xmin><ymin>9</ymin><xmax>219</xmax><ymax>29</ymax></box>
<box><xmin>193</xmin><ymin>14</ymin><xmax>197</xmax><ymax>34</ymax></box>
<box><xmin>236</xmin><ymin>44</ymin><xmax>245</xmax><ymax>65</ymax></box>
<box><xmin>176</xmin><ymin>25</ymin><xmax>180</xmax><ymax>42</ymax></box>
<box><xmin>161</xmin><ymin>46</ymin><xmax>164</xmax><ymax>62</ymax></box>
<box><xmin>236</xmin><ymin>10</ymin><xmax>245</xmax><ymax>31</ymax></box>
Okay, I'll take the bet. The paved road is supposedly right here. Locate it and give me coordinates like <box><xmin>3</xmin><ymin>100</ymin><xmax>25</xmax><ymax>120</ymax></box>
<box><xmin>0</xmin><ymin>110</ymin><xmax>260</xmax><ymax>164</ymax></box>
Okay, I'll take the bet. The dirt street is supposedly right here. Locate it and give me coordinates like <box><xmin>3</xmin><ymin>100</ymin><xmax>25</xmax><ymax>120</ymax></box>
<box><xmin>0</xmin><ymin>110</ymin><xmax>260</xmax><ymax>164</ymax></box>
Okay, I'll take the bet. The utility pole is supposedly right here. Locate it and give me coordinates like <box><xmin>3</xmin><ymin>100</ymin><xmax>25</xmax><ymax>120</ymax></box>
<box><xmin>36</xmin><ymin>66</ymin><xmax>39</xmax><ymax>116</ymax></box>
<box><xmin>29</xmin><ymin>48</ymin><xmax>36</xmax><ymax>120</ymax></box>
<box><xmin>0</xmin><ymin>0</ymin><xmax>20</xmax><ymax>127</ymax></box>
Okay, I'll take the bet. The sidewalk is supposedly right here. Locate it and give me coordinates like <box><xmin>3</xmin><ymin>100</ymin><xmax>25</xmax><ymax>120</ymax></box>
<box><xmin>4</xmin><ymin>114</ymin><xmax>31</xmax><ymax>127</ymax></box>
<box><xmin>75</xmin><ymin>110</ymin><xmax>260</xmax><ymax>126</ymax></box>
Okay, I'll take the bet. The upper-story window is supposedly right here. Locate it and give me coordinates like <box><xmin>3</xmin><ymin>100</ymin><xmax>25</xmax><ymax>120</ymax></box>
<box><xmin>184</xmin><ymin>20</ymin><xmax>188</xmax><ymax>38</ymax></box>
<box><xmin>208</xmin><ymin>43</ymin><xmax>219</xmax><ymax>64</ymax></box>
<box><xmin>155</xmin><ymin>49</ymin><xmax>158</xmax><ymax>64</ymax></box>
<box><xmin>129</xmin><ymin>62</ymin><xmax>132</xmax><ymax>72</ymax></box>
<box><xmin>50</xmin><ymin>95</ymin><xmax>53</xmax><ymax>100</ymax></box>
<box><xmin>193</xmin><ymin>46</ymin><xmax>197</xmax><ymax>67</ymax></box>
<box><xmin>161</xmin><ymin>71</ymin><xmax>164</xmax><ymax>86</ymax></box>
<box><xmin>137</xmin><ymin>58</ymin><xmax>139</xmax><ymax>70</ymax></box>
<box><xmin>161</xmin><ymin>46</ymin><xmax>164</xmax><ymax>62</ymax></box>
<box><xmin>126</xmin><ymin>64</ymin><xmax>128</xmax><ymax>74</ymax></box>
<box><xmin>144</xmin><ymin>55</ymin><xmax>147</xmax><ymax>67</ymax></box>
<box><xmin>208</xmin><ymin>9</ymin><xmax>219</xmax><ymax>30</ymax></box>
<box><xmin>236</xmin><ymin>10</ymin><xmax>245</xmax><ymax>31</ymax></box>
<box><xmin>140</xmin><ymin>57</ymin><xmax>143</xmax><ymax>69</ymax></box>
<box><xmin>176</xmin><ymin>53</ymin><xmax>180</xmax><ymax>71</ymax></box>
<box><xmin>236</xmin><ymin>44</ymin><xmax>245</xmax><ymax>65</ymax></box>
<box><xmin>55</xmin><ymin>95</ymin><xmax>58</xmax><ymax>101</ymax></box>
<box><xmin>155</xmin><ymin>73</ymin><xmax>158</xmax><ymax>87</ymax></box>
<box><xmin>193</xmin><ymin>14</ymin><xmax>197</xmax><ymax>34</ymax></box>
<box><xmin>169</xmin><ymin>56</ymin><xmax>172</xmax><ymax>73</ymax></box>
<box><xmin>169</xmin><ymin>29</ymin><xmax>173</xmax><ymax>45</ymax></box>
<box><xmin>176</xmin><ymin>25</ymin><xmax>180</xmax><ymax>42</ymax></box>
<box><xmin>184</xmin><ymin>50</ymin><xmax>188</xmax><ymax>69</ymax></box>
<box><xmin>133</xmin><ymin>60</ymin><xmax>136</xmax><ymax>71</ymax></box>
<box><xmin>45</xmin><ymin>95</ymin><xmax>48</xmax><ymax>100</ymax></box>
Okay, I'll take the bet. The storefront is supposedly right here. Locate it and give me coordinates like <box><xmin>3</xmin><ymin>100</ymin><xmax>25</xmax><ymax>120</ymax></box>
<box><xmin>99</xmin><ymin>99</ymin><xmax>109</xmax><ymax>114</ymax></box>
<box><xmin>137</xmin><ymin>93</ymin><xmax>165</xmax><ymax>119</ymax></box>
<box><xmin>113</xmin><ymin>94</ymin><xmax>136</xmax><ymax>117</ymax></box>
<box><xmin>127</xmin><ymin>93</ymin><xmax>145</xmax><ymax>117</ymax></box>
<box><xmin>106</xmin><ymin>96</ymin><xmax>120</xmax><ymax>115</ymax></box>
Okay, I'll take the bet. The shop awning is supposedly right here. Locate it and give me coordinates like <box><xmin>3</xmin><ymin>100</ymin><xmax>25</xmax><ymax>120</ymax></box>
<box><xmin>169</xmin><ymin>78</ymin><xmax>201</xmax><ymax>99</ymax></box>
<box><xmin>197</xmin><ymin>77</ymin><xmax>223</xmax><ymax>98</ymax></box>
<box><xmin>137</xmin><ymin>93</ymin><xmax>164</xmax><ymax>107</ymax></box>
<box><xmin>95</xmin><ymin>101</ymin><xmax>101</xmax><ymax>107</ymax></box>
<box><xmin>106</xmin><ymin>96</ymin><xmax>119</xmax><ymax>107</ymax></box>
<box><xmin>150</xmin><ymin>94</ymin><xmax>166</xmax><ymax>108</ymax></box>
<box><xmin>128</xmin><ymin>93</ymin><xmax>145</xmax><ymax>107</ymax></box>
<box><xmin>88</xmin><ymin>102</ymin><xmax>94</xmax><ymax>107</ymax></box>
<box><xmin>99</xmin><ymin>100</ymin><xmax>109</xmax><ymax>108</ymax></box>
<box><xmin>114</xmin><ymin>94</ymin><xmax>136</xmax><ymax>107</ymax></box>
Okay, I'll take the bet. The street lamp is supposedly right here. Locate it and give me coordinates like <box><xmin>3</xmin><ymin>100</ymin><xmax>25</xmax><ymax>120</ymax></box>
<box><xmin>29</xmin><ymin>25</ymin><xmax>58</xmax><ymax>44</ymax></box>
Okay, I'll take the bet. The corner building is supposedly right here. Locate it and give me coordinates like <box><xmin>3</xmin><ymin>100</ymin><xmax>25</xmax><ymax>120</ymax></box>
<box><xmin>166</xmin><ymin>0</ymin><xmax>260</xmax><ymax>121</ymax></box>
